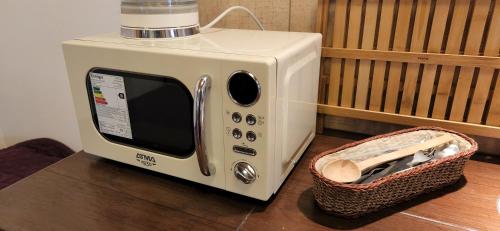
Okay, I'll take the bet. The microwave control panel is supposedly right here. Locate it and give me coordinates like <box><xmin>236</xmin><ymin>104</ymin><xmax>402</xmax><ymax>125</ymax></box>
<box><xmin>223</xmin><ymin>69</ymin><xmax>270</xmax><ymax>188</ymax></box>
<box><xmin>221</xmin><ymin>58</ymin><xmax>277</xmax><ymax>200</ymax></box>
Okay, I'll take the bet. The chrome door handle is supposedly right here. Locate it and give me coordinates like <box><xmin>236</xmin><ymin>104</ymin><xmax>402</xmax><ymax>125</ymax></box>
<box><xmin>194</xmin><ymin>75</ymin><xmax>213</xmax><ymax>176</ymax></box>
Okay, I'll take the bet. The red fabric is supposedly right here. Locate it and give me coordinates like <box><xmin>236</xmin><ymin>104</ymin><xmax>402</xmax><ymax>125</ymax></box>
<box><xmin>0</xmin><ymin>138</ymin><xmax>73</xmax><ymax>189</ymax></box>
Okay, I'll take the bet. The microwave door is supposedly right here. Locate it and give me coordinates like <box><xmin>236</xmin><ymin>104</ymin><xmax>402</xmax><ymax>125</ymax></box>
<box><xmin>87</xmin><ymin>69</ymin><xmax>196</xmax><ymax>159</ymax></box>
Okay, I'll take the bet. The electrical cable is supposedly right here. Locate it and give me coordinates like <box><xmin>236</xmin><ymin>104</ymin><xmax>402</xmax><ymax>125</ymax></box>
<box><xmin>201</xmin><ymin>6</ymin><xmax>265</xmax><ymax>31</ymax></box>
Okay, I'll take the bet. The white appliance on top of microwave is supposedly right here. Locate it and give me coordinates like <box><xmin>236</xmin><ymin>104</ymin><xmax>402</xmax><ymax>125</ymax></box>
<box><xmin>63</xmin><ymin>28</ymin><xmax>321</xmax><ymax>200</ymax></box>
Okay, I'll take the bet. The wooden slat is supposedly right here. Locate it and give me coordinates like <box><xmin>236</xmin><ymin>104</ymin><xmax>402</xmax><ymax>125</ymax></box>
<box><xmin>316</xmin><ymin>0</ymin><xmax>329</xmax><ymax>36</ymax></box>
<box><xmin>485</xmin><ymin>1</ymin><xmax>500</xmax><ymax>126</ymax></box>
<box><xmin>468</xmin><ymin>68</ymin><xmax>497</xmax><ymax>123</ymax></box>
<box><xmin>470</xmin><ymin>2</ymin><xmax>499</xmax><ymax>124</ymax></box>
<box><xmin>355</xmin><ymin>0</ymin><xmax>379</xmax><ymax>109</ymax></box>
<box><xmin>341</xmin><ymin>0</ymin><xmax>363</xmax><ymax>107</ymax></box>
<box><xmin>432</xmin><ymin>0</ymin><xmax>471</xmax><ymax>119</ymax></box>
<box><xmin>487</xmin><ymin>73</ymin><xmax>500</xmax><ymax>126</ymax></box>
<box><xmin>400</xmin><ymin>0</ymin><xmax>433</xmax><ymax>115</ymax></box>
<box><xmin>384</xmin><ymin>1</ymin><xmax>414</xmax><ymax>113</ymax></box>
<box><xmin>315</xmin><ymin>0</ymin><xmax>329</xmax><ymax>100</ymax></box>
<box><xmin>415</xmin><ymin>0</ymin><xmax>452</xmax><ymax>117</ymax></box>
<box><xmin>315</xmin><ymin>0</ymin><xmax>330</xmax><ymax>134</ymax></box>
<box><xmin>318</xmin><ymin>104</ymin><xmax>500</xmax><ymax>139</ymax></box>
<box><xmin>327</xmin><ymin>0</ymin><xmax>348</xmax><ymax>106</ymax></box>
<box><xmin>322</xmin><ymin>48</ymin><xmax>500</xmax><ymax>68</ymax></box>
<box><xmin>369</xmin><ymin>0</ymin><xmax>396</xmax><ymax>111</ymax></box>
<box><xmin>450</xmin><ymin>0</ymin><xmax>492</xmax><ymax>122</ymax></box>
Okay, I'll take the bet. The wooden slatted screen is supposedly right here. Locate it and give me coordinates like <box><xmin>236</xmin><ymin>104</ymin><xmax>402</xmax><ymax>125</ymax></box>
<box><xmin>316</xmin><ymin>0</ymin><xmax>500</xmax><ymax>138</ymax></box>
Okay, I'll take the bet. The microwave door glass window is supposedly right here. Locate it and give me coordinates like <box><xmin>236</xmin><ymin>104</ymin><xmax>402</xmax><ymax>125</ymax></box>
<box><xmin>87</xmin><ymin>69</ymin><xmax>195</xmax><ymax>158</ymax></box>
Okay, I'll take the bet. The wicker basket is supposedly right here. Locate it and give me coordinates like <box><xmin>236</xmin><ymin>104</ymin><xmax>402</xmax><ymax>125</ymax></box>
<box><xmin>309</xmin><ymin>127</ymin><xmax>478</xmax><ymax>217</ymax></box>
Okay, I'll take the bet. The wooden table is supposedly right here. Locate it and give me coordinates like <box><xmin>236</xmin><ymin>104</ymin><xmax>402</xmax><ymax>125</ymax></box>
<box><xmin>1</xmin><ymin>134</ymin><xmax>499</xmax><ymax>230</ymax></box>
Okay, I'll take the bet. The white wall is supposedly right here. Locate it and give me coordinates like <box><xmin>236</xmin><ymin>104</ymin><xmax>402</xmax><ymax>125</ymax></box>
<box><xmin>0</xmin><ymin>0</ymin><xmax>121</xmax><ymax>151</ymax></box>
<box><xmin>0</xmin><ymin>127</ymin><xmax>5</xmax><ymax>149</ymax></box>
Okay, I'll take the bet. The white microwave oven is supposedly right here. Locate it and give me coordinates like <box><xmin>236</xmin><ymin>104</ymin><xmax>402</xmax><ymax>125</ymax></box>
<box><xmin>63</xmin><ymin>28</ymin><xmax>321</xmax><ymax>200</ymax></box>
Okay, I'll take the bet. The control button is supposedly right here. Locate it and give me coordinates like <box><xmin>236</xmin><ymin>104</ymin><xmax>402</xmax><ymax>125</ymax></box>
<box><xmin>232</xmin><ymin>112</ymin><xmax>242</xmax><ymax>123</ymax></box>
<box><xmin>246</xmin><ymin>114</ymin><xmax>257</xmax><ymax>125</ymax></box>
<box><xmin>246</xmin><ymin>131</ymin><xmax>257</xmax><ymax>142</ymax></box>
<box><xmin>234</xmin><ymin>162</ymin><xmax>257</xmax><ymax>184</ymax></box>
<box><xmin>232</xmin><ymin>128</ymin><xmax>242</xmax><ymax>139</ymax></box>
<box><xmin>233</xmin><ymin>145</ymin><xmax>257</xmax><ymax>156</ymax></box>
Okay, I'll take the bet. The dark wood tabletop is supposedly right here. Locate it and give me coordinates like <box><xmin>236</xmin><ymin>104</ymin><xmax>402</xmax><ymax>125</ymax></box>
<box><xmin>1</xmin><ymin>133</ymin><xmax>499</xmax><ymax>231</ymax></box>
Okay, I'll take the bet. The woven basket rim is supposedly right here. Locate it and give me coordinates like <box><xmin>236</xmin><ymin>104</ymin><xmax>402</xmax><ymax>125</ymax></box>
<box><xmin>309</xmin><ymin>126</ymin><xmax>478</xmax><ymax>190</ymax></box>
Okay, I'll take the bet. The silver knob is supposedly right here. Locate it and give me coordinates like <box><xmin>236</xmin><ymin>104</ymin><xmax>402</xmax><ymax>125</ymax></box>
<box><xmin>234</xmin><ymin>162</ymin><xmax>256</xmax><ymax>184</ymax></box>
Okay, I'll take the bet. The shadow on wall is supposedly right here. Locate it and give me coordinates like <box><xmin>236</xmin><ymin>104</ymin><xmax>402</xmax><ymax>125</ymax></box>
<box><xmin>0</xmin><ymin>127</ymin><xmax>6</xmax><ymax>149</ymax></box>
<box><xmin>0</xmin><ymin>0</ymin><xmax>121</xmax><ymax>151</ymax></box>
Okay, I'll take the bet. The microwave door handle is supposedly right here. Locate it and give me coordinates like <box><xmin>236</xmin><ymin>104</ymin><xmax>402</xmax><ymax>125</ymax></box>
<box><xmin>194</xmin><ymin>75</ymin><xmax>213</xmax><ymax>176</ymax></box>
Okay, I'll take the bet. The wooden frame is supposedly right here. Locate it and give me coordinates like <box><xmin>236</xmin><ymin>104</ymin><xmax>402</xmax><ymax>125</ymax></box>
<box><xmin>322</xmin><ymin>48</ymin><xmax>500</xmax><ymax>69</ymax></box>
<box><xmin>316</xmin><ymin>0</ymin><xmax>500</xmax><ymax>138</ymax></box>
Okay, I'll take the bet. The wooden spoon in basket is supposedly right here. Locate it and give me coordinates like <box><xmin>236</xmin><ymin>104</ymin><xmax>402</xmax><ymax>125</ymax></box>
<box><xmin>321</xmin><ymin>134</ymin><xmax>455</xmax><ymax>183</ymax></box>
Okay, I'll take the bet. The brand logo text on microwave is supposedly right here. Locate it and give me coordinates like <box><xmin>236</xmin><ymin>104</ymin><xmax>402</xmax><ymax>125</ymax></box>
<box><xmin>136</xmin><ymin>153</ymin><xmax>156</xmax><ymax>167</ymax></box>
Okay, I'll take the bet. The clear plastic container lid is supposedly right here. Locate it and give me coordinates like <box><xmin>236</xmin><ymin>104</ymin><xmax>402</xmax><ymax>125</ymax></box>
<box><xmin>121</xmin><ymin>0</ymin><xmax>198</xmax><ymax>14</ymax></box>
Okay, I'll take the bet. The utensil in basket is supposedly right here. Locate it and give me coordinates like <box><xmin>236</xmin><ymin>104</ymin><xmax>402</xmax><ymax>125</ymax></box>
<box><xmin>321</xmin><ymin>134</ymin><xmax>455</xmax><ymax>183</ymax></box>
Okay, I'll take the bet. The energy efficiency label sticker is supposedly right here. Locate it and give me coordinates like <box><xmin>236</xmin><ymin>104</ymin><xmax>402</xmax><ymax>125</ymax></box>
<box><xmin>89</xmin><ymin>72</ymin><xmax>133</xmax><ymax>139</ymax></box>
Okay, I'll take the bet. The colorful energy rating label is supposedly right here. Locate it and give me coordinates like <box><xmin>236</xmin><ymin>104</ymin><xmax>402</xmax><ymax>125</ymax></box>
<box><xmin>89</xmin><ymin>72</ymin><xmax>133</xmax><ymax>139</ymax></box>
<box><xmin>92</xmin><ymin>87</ymin><xmax>108</xmax><ymax>105</ymax></box>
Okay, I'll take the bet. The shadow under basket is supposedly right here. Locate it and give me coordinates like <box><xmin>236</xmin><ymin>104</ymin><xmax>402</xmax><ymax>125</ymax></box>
<box><xmin>309</xmin><ymin>127</ymin><xmax>478</xmax><ymax>217</ymax></box>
